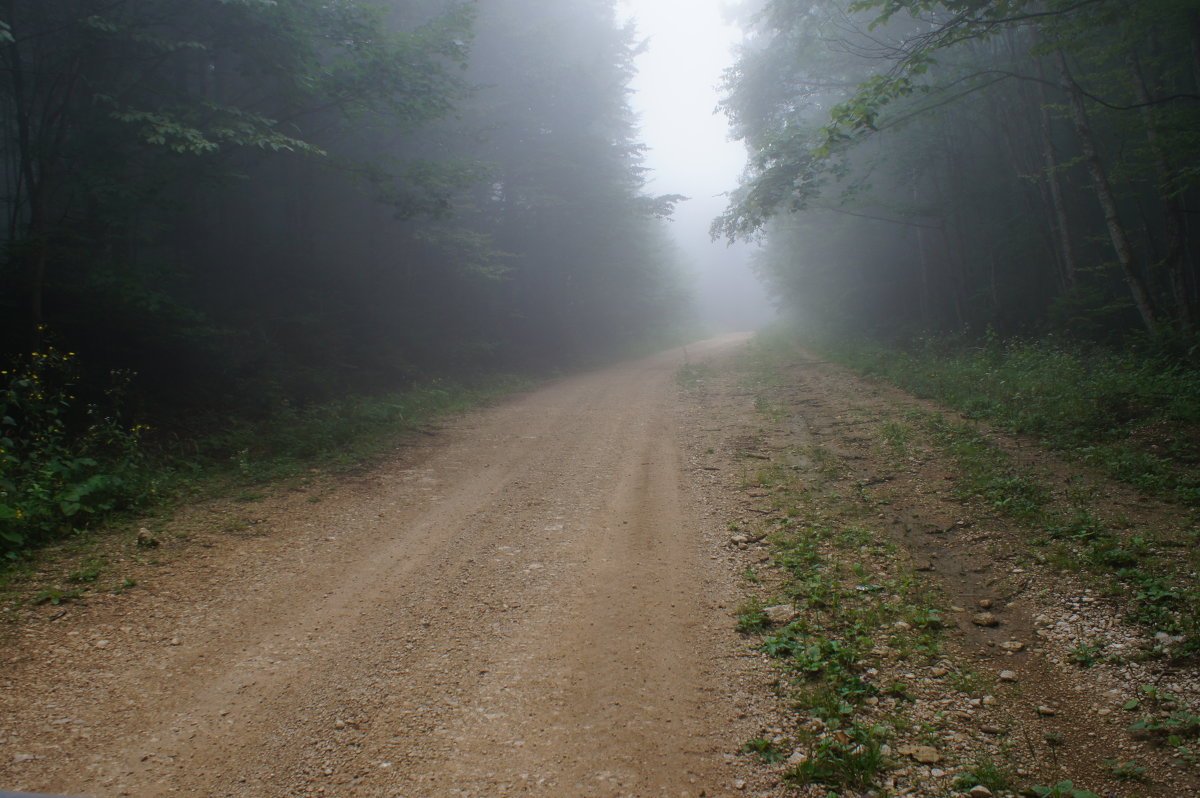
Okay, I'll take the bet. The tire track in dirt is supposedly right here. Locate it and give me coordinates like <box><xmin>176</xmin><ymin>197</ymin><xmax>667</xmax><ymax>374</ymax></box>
<box><xmin>1</xmin><ymin>335</ymin><xmax>770</xmax><ymax>798</ymax></box>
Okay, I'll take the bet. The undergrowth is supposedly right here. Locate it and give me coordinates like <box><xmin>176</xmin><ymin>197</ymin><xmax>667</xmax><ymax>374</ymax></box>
<box><xmin>170</xmin><ymin>375</ymin><xmax>531</xmax><ymax>484</ymax></box>
<box><xmin>786</xmin><ymin>329</ymin><xmax>1200</xmax><ymax>651</ymax></box>
<box><xmin>730</xmin><ymin>350</ymin><xmax>949</xmax><ymax>794</ymax></box>
<box><xmin>0</xmin><ymin>335</ymin><xmax>530</xmax><ymax>564</ymax></box>
<box><xmin>817</xmin><ymin>332</ymin><xmax>1200</xmax><ymax>506</ymax></box>
<box><xmin>733</xmin><ymin>330</ymin><xmax>1191</xmax><ymax>794</ymax></box>
<box><xmin>0</xmin><ymin>338</ymin><xmax>149</xmax><ymax>559</ymax></box>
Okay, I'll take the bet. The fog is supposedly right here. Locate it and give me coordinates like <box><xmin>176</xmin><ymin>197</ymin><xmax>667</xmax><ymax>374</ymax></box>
<box><xmin>616</xmin><ymin>0</ymin><xmax>777</xmax><ymax>332</ymax></box>
<box><xmin>5</xmin><ymin>0</ymin><xmax>753</xmax><ymax>403</ymax></box>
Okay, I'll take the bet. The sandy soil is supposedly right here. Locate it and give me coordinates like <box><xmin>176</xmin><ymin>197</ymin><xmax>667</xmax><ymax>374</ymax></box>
<box><xmin>0</xmin><ymin>335</ymin><xmax>778</xmax><ymax>798</ymax></box>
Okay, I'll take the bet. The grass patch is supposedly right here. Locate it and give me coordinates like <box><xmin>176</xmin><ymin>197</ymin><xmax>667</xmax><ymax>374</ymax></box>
<box><xmin>786</xmin><ymin>723</ymin><xmax>890</xmax><ymax>791</ymax></box>
<box><xmin>732</xmin><ymin>482</ymin><xmax>925</xmax><ymax>793</ymax></box>
<box><xmin>816</xmin><ymin>333</ymin><xmax>1200</xmax><ymax>505</ymax></box>
<box><xmin>735</xmin><ymin>328</ymin><xmax>1200</xmax><ymax>792</ymax></box>
<box><xmin>730</xmin><ymin>337</ymin><xmax>955</xmax><ymax>793</ymax></box>
<box><xmin>925</xmin><ymin>414</ymin><xmax>1049</xmax><ymax>522</ymax></box>
<box><xmin>927</xmin><ymin>413</ymin><xmax>1200</xmax><ymax>650</ymax></box>
<box><xmin>782</xmin><ymin>329</ymin><xmax>1200</xmax><ymax>652</ymax></box>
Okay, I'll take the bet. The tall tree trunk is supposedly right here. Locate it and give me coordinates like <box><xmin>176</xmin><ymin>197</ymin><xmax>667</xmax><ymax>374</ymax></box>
<box><xmin>6</xmin><ymin>17</ymin><xmax>46</xmax><ymax>339</ymax></box>
<box><xmin>5</xmin><ymin>6</ymin><xmax>83</xmax><ymax>346</ymax></box>
<box><xmin>911</xmin><ymin>171</ymin><xmax>931</xmax><ymax>326</ymax></box>
<box><xmin>993</xmin><ymin>76</ymin><xmax>1059</xmax><ymax>289</ymax></box>
<box><xmin>1191</xmin><ymin>13</ymin><xmax>1200</xmax><ymax>93</ymax></box>
<box><xmin>1054</xmin><ymin>48</ymin><xmax>1159</xmax><ymax>332</ymax></box>
<box><xmin>1035</xmin><ymin>58</ymin><xmax>1078</xmax><ymax>291</ymax></box>
<box><xmin>1129</xmin><ymin>49</ymin><xmax>1194</xmax><ymax>331</ymax></box>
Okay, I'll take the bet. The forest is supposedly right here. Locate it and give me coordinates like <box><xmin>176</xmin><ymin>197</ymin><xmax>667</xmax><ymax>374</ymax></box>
<box><xmin>718</xmin><ymin>0</ymin><xmax>1200</xmax><ymax>345</ymax></box>
<box><xmin>4</xmin><ymin>3</ymin><xmax>1200</xmax><ymax>795</ymax></box>
<box><xmin>3</xmin><ymin>0</ymin><xmax>1199</xmax><ymax>558</ymax></box>
<box><xmin>0</xmin><ymin>0</ymin><xmax>690</xmax><ymax>554</ymax></box>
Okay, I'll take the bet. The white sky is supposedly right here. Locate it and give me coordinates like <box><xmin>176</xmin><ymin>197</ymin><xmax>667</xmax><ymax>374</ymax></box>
<box><xmin>615</xmin><ymin>0</ymin><xmax>775</xmax><ymax>330</ymax></box>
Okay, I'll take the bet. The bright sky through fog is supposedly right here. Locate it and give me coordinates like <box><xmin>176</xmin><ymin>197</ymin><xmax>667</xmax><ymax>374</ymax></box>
<box><xmin>615</xmin><ymin>0</ymin><xmax>745</xmax><ymax>200</ymax></box>
<box><xmin>616</xmin><ymin>0</ymin><xmax>775</xmax><ymax>329</ymax></box>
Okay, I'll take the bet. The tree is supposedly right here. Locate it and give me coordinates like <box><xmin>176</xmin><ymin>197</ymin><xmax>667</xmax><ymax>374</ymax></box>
<box><xmin>717</xmin><ymin>0</ymin><xmax>1200</xmax><ymax>339</ymax></box>
<box><xmin>0</xmin><ymin>0</ymin><xmax>473</xmax><ymax>390</ymax></box>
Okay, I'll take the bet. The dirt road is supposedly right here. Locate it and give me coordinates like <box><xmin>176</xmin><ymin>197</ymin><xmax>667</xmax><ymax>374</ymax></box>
<box><xmin>1</xmin><ymin>336</ymin><xmax>772</xmax><ymax>798</ymax></box>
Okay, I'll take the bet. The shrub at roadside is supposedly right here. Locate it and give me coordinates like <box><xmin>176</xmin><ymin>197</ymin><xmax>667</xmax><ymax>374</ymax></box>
<box><xmin>0</xmin><ymin>337</ymin><xmax>530</xmax><ymax>562</ymax></box>
<box><xmin>0</xmin><ymin>340</ymin><xmax>148</xmax><ymax>559</ymax></box>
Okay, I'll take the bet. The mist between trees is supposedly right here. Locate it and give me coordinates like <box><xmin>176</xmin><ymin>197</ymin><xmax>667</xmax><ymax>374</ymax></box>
<box><xmin>0</xmin><ymin>0</ymin><xmax>691</xmax><ymax>419</ymax></box>
<box><xmin>716</xmin><ymin>0</ymin><xmax>1200</xmax><ymax>346</ymax></box>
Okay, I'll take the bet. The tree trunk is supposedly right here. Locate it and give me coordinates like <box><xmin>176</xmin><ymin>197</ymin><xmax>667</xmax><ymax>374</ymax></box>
<box><xmin>1054</xmin><ymin>48</ymin><xmax>1159</xmax><ymax>332</ymax></box>
<box><xmin>1035</xmin><ymin>58</ymin><xmax>1078</xmax><ymax>291</ymax></box>
<box><xmin>5</xmin><ymin>15</ymin><xmax>46</xmax><ymax>338</ymax></box>
<box><xmin>1128</xmin><ymin>49</ymin><xmax>1193</xmax><ymax>331</ymax></box>
<box><xmin>1191</xmin><ymin>13</ymin><xmax>1200</xmax><ymax>93</ymax></box>
<box><xmin>5</xmin><ymin>4</ymin><xmax>84</xmax><ymax>345</ymax></box>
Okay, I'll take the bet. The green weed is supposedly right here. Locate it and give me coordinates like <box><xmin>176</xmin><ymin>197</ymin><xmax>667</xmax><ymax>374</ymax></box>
<box><xmin>736</xmin><ymin>597</ymin><xmax>770</xmax><ymax>634</ymax></box>
<box><xmin>1027</xmin><ymin>780</ymin><xmax>1101</xmax><ymax>798</ymax></box>
<box><xmin>953</xmin><ymin>756</ymin><xmax>1012</xmax><ymax>791</ymax></box>
<box><xmin>1104</xmin><ymin>759</ymin><xmax>1145</xmax><ymax>781</ymax></box>
<box><xmin>33</xmin><ymin>586</ymin><xmax>85</xmax><ymax>605</ymax></box>
<box><xmin>741</xmin><ymin>737</ymin><xmax>786</xmax><ymax>763</ymax></box>
<box><xmin>785</xmin><ymin>723</ymin><xmax>890</xmax><ymax>791</ymax></box>
<box><xmin>1129</xmin><ymin>711</ymin><xmax>1200</xmax><ymax>739</ymax></box>
<box><xmin>67</xmin><ymin>557</ymin><xmax>108</xmax><ymax>584</ymax></box>
<box><xmin>1067</xmin><ymin>641</ymin><xmax>1104</xmax><ymax>668</ymax></box>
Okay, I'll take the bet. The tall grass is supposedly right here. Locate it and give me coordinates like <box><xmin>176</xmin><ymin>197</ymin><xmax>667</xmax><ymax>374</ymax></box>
<box><xmin>815</xmin><ymin>334</ymin><xmax>1200</xmax><ymax>504</ymax></box>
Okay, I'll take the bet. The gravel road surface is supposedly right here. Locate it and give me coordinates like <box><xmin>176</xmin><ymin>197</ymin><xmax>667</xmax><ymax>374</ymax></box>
<box><xmin>1</xmin><ymin>335</ymin><xmax>769</xmax><ymax>798</ymax></box>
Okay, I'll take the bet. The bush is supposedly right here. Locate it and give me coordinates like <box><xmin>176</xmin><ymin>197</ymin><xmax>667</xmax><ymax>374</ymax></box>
<box><xmin>0</xmin><ymin>336</ymin><xmax>147</xmax><ymax>558</ymax></box>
